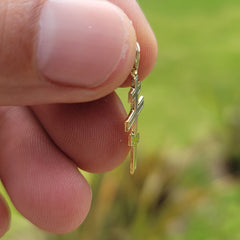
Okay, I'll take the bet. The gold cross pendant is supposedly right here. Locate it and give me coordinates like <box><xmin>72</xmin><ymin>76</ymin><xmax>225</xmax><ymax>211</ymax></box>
<box><xmin>125</xmin><ymin>42</ymin><xmax>144</xmax><ymax>175</ymax></box>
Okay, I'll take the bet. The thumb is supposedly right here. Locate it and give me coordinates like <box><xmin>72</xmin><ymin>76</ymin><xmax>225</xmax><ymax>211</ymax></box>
<box><xmin>0</xmin><ymin>0</ymin><xmax>136</xmax><ymax>106</ymax></box>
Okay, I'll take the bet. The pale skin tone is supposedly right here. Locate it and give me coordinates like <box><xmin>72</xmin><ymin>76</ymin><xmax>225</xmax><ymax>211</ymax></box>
<box><xmin>0</xmin><ymin>0</ymin><xmax>158</xmax><ymax>237</ymax></box>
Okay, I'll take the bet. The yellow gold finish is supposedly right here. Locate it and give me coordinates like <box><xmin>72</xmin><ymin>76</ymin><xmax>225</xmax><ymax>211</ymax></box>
<box><xmin>125</xmin><ymin>42</ymin><xmax>144</xmax><ymax>175</ymax></box>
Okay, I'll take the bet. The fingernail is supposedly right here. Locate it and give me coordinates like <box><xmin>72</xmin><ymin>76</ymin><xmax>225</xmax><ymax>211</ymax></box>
<box><xmin>37</xmin><ymin>0</ymin><xmax>135</xmax><ymax>87</ymax></box>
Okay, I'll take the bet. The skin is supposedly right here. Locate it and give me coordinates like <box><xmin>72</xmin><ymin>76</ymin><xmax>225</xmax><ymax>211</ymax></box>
<box><xmin>0</xmin><ymin>0</ymin><xmax>158</xmax><ymax>236</ymax></box>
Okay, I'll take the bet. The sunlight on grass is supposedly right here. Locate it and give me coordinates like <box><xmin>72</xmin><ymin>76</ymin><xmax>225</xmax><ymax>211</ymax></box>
<box><xmin>2</xmin><ymin>0</ymin><xmax>240</xmax><ymax>239</ymax></box>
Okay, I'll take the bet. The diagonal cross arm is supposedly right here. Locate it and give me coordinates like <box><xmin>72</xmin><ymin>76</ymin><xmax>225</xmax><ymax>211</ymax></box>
<box><xmin>124</xmin><ymin>42</ymin><xmax>144</xmax><ymax>174</ymax></box>
<box><xmin>125</xmin><ymin>96</ymin><xmax>144</xmax><ymax>132</ymax></box>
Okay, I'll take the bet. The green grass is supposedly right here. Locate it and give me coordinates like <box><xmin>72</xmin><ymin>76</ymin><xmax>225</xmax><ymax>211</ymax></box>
<box><xmin>2</xmin><ymin>0</ymin><xmax>240</xmax><ymax>239</ymax></box>
<box><xmin>121</xmin><ymin>0</ymin><xmax>240</xmax><ymax>151</ymax></box>
<box><xmin>118</xmin><ymin>1</ymin><xmax>240</xmax><ymax>239</ymax></box>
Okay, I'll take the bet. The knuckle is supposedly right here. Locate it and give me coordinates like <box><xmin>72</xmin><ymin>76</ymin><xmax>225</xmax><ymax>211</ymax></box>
<box><xmin>0</xmin><ymin>0</ymin><xmax>45</xmax><ymax>82</ymax></box>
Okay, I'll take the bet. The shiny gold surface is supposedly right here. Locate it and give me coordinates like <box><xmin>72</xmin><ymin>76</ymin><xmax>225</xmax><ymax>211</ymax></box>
<box><xmin>125</xmin><ymin>42</ymin><xmax>144</xmax><ymax>175</ymax></box>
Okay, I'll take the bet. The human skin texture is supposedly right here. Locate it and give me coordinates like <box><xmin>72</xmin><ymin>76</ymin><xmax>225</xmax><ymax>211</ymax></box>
<box><xmin>0</xmin><ymin>0</ymin><xmax>158</xmax><ymax>236</ymax></box>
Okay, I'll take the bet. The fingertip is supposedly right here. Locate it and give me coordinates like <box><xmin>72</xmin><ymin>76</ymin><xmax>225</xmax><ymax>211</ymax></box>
<box><xmin>140</xmin><ymin>27</ymin><xmax>158</xmax><ymax>79</ymax></box>
<box><xmin>109</xmin><ymin>0</ymin><xmax>158</xmax><ymax>86</ymax></box>
<box><xmin>37</xmin><ymin>0</ymin><xmax>137</xmax><ymax>89</ymax></box>
<box><xmin>0</xmin><ymin>107</ymin><xmax>92</xmax><ymax>234</ymax></box>
<box><xmin>32</xmin><ymin>92</ymin><xmax>130</xmax><ymax>173</ymax></box>
<box><xmin>0</xmin><ymin>0</ymin><xmax>137</xmax><ymax>105</ymax></box>
<box><xmin>35</xmin><ymin>172</ymin><xmax>92</xmax><ymax>234</ymax></box>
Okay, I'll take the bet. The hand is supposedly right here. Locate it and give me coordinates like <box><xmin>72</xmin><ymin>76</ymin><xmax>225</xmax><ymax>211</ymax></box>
<box><xmin>0</xmin><ymin>0</ymin><xmax>157</xmax><ymax>236</ymax></box>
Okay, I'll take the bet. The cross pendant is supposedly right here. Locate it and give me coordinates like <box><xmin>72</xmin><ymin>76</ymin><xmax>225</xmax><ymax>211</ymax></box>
<box><xmin>125</xmin><ymin>42</ymin><xmax>144</xmax><ymax>175</ymax></box>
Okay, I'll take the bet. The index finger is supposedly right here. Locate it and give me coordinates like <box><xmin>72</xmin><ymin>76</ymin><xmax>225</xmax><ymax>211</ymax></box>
<box><xmin>109</xmin><ymin>0</ymin><xmax>158</xmax><ymax>85</ymax></box>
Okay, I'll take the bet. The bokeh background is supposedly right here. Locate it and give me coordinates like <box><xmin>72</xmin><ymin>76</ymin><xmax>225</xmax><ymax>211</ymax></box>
<box><xmin>1</xmin><ymin>0</ymin><xmax>240</xmax><ymax>239</ymax></box>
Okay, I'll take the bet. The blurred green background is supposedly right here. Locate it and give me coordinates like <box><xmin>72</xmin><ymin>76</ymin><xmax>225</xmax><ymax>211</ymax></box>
<box><xmin>1</xmin><ymin>0</ymin><xmax>240</xmax><ymax>239</ymax></box>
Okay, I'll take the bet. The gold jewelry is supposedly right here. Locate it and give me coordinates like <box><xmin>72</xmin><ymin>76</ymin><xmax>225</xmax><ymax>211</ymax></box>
<box><xmin>125</xmin><ymin>42</ymin><xmax>144</xmax><ymax>175</ymax></box>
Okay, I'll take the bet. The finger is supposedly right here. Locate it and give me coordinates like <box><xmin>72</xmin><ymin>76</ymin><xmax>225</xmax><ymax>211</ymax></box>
<box><xmin>108</xmin><ymin>0</ymin><xmax>158</xmax><ymax>85</ymax></box>
<box><xmin>0</xmin><ymin>107</ymin><xmax>92</xmax><ymax>233</ymax></box>
<box><xmin>0</xmin><ymin>0</ymin><xmax>136</xmax><ymax>105</ymax></box>
<box><xmin>0</xmin><ymin>195</ymin><xmax>10</xmax><ymax>238</ymax></box>
<box><xmin>32</xmin><ymin>93</ymin><xmax>129</xmax><ymax>173</ymax></box>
